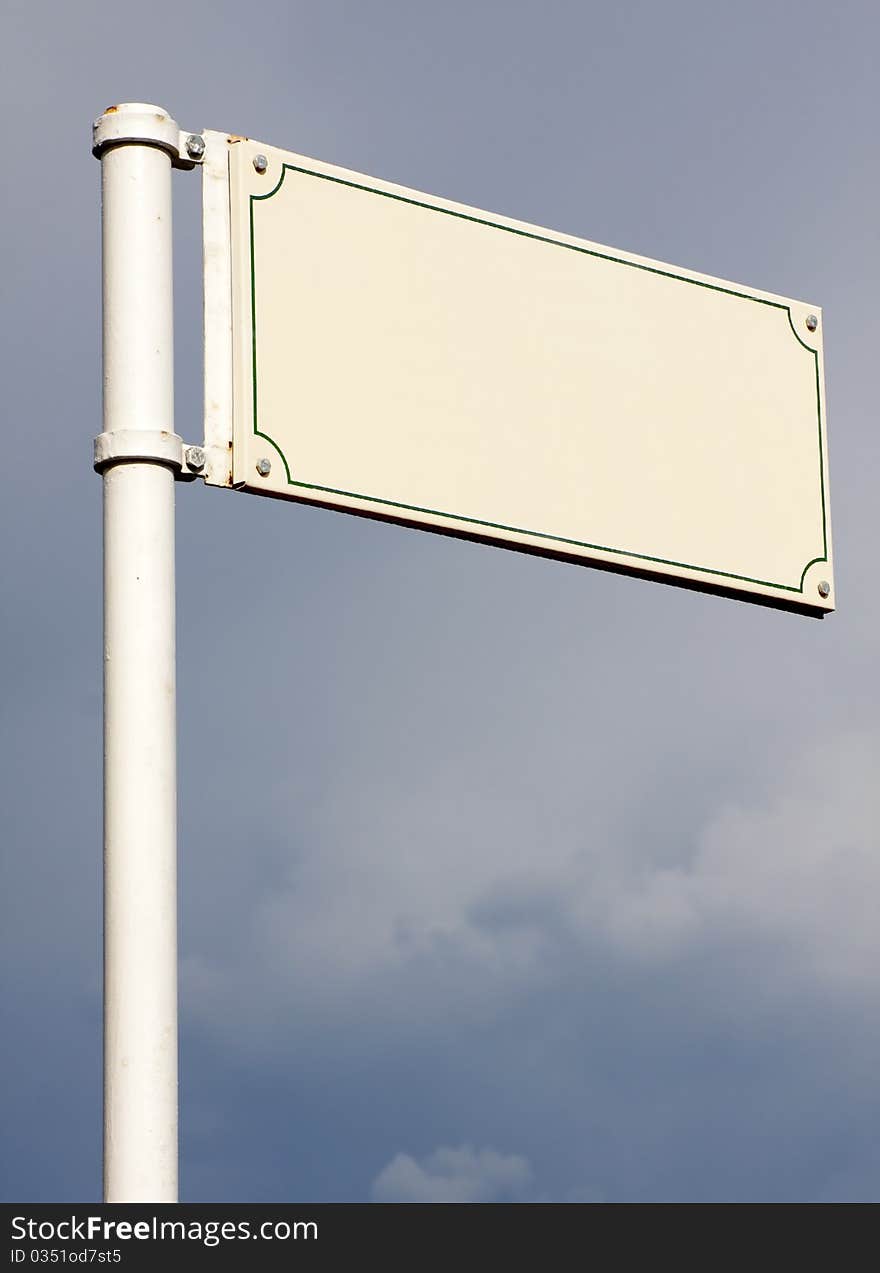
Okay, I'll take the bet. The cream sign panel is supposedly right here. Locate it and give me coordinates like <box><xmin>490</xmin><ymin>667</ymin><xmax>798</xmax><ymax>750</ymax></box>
<box><xmin>228</xmin><ymin>140</ymin><xmax>832</xmax><ymax>616</ymax></box>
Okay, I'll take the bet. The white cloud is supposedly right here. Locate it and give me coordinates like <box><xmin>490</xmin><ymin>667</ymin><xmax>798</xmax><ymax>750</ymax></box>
<box><xmin>371</xmin><ymin>1144</ymin><xmax>532</xmax><ymax>1203</ymax></box>
<box><xmin>595</xmin><ymin>729</ymin><xmax>880</xmax><ymax>998</ymax></box>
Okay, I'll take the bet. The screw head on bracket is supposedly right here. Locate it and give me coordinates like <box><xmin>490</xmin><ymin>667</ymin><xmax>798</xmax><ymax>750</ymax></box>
<box><xmin>253</xmin><ymin>154</ymin><xmax>269</xmax><ymax>174</ymax></box>
<box><xmin>256</xmin><ymin>457</ymin><xmax>272</xmax><ymax>477</ymax></box>
<box><xmin>805</xmin><ymin>314</ymin><xmax>819</xmax><ymax>332</ymax></box>
<box><xmin>817</xmin><ymin>580</ymin><xmax>831</xmax><ymax>598</ymax></box>
<box><xmin>185</xmin><ymin>446</ymin><xmax>206</xmax><ymax>472</ymax></box>
<box><xmin>185</xmin><ymin>134</ymin><xmax>205</xmax><ymax>160</ymax></box>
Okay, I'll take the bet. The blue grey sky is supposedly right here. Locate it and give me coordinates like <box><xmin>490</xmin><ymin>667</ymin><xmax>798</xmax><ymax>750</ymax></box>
<box><xmin>1</xmin><ymin>0</ymin><xmax>878</xmax><ymax>1202</ymax></box>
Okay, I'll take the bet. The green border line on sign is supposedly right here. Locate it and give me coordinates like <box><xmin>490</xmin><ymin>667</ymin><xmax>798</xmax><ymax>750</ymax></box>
<box><xmin>248</xmin><ymin>163</ymin><xmax>828</xmax><ymax>596</ymax></box>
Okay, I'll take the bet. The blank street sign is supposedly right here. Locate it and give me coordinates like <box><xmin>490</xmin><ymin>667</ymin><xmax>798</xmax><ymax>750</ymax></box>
<box><xmin>218</xmin><ymin>138</ymin><xmax>833</xmax><ymax>616</ymax></box>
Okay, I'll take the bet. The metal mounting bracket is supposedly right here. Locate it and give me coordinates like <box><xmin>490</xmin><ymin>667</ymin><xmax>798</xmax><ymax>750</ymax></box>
<box><xmin>92</xmin><ymin>103</ymin><xmax>205</xmax><ymax>170</ymax></box>
<box><xmin>93</xmin><ymin>431</ymin><xmax>209</xmax><ymax>482</ymax></box>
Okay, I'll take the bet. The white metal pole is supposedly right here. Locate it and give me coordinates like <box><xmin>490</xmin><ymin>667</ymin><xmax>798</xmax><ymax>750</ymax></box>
<box><xmin>93</xmin><ymin>103</ymin><xmax>184</xmax><ymax>1203</ymax></box>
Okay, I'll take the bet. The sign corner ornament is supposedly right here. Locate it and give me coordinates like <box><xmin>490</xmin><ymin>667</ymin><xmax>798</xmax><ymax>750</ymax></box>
<box><xmin>209</xmin><ymin>136</ymin><xmax>833</xmax><ymax>617</ymax></box>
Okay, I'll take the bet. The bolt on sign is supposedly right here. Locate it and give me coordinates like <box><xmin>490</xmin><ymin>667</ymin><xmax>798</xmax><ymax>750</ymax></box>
<box><xmin>202</xmin><ymin>134</ymin><xmax>833</xmax><ymax>616</ymax></box>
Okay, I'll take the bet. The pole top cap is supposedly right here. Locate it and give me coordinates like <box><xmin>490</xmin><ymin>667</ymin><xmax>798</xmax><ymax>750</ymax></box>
<box><xmin>92</xmin><ymin>103</ymin><xmax>181</xmax><ymax>160</ymax></box>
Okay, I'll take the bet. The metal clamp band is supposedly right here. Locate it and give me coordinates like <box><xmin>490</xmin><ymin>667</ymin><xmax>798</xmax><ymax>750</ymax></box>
<box><xmin>92</xmin><ymin>103</ymin><xmax>203</xmax><ymax>169</ymax></box>
<box><xmin>93</xmin><ymin>430</ymin><xmax>185</xmax><ymax>473</ymax></box>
